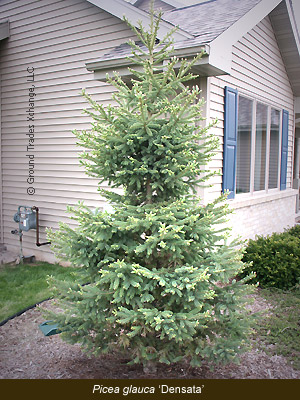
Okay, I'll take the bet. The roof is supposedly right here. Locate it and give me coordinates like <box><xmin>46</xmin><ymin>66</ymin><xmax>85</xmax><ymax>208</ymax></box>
<box><xmin>162</xmin><ymin>0</ymin><xmax>262</xmax><ymax>44</ymax></box>
<box><xmin>86</xmin><ymin>0</ymin><xmax>300</xmax><ymax>98</ymax></box>
<box><xmin>87</xmin><ymin>0</ymin><xmax>193</xmax><ymax>40</ymax></box>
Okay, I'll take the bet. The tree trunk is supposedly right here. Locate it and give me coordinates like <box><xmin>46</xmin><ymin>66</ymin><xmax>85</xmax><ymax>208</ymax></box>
<box><xmin>143</xmin><ymin>360</ymin><xmax>157</xmax><ymax>374</ymax></box>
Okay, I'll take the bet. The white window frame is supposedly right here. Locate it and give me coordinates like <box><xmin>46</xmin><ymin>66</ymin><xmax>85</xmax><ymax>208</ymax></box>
<box><xmin>236</xmin><ymin>93</ymin><xmax>282</xmax><ymax>198</ymax></box>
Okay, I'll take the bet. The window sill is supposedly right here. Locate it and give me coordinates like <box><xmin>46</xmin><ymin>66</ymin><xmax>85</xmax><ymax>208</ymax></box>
<box><xmin>229</xmin><ymin>189</ymin><xmax>298</xmax><ymax>210</ymax></box>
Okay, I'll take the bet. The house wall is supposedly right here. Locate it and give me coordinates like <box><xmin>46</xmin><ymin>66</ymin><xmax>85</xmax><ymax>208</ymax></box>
<box><xmin>0</xmin><ymin>71</ymin><xmax>3</xmax><ymax>244</ymax></box>
<box><xmin>0</xmin><ymin>0</ymin><xmax>135</xmax><ymax>261</ymax></box>
<box><xmin>0</xmin><ymin>1</ymin><xmax>297</xmax><ymax>262</ymax></box>
<box><xmin>206</xmin><ymin>15</ymin><xmax>297</xmax><ymax>240</ymax></box>
<box><xmin>228</xmin><ymin>191</ymin><xmax>296</xmax><ymax>240</ymax></box>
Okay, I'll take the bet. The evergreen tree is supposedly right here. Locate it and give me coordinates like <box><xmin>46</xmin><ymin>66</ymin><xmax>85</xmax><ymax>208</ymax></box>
<box><xmin>48</xmin><ymin>10</ymin><xmax>253</xmax><ymax>372</ymax></box>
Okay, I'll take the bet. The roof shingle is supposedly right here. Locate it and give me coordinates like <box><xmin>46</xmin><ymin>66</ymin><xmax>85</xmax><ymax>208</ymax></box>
<box><xmin>92</xmin><ymin>0</ymin><xmax>263</xmax><ymax>64</ymax></box>
<box><xmin>162</xmin><ymin>0</ymin><xmax>262</xmax><ymax>43</ymax></box>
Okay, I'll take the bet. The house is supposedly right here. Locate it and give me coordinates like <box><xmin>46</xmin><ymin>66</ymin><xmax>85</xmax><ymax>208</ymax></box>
<box><xmin>0</xmin><ymin>0</ymin><xmax>299</xmax><ymax>263</ymax></box>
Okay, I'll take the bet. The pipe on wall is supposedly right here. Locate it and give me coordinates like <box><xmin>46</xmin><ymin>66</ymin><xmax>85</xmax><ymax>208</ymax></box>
<box><xmin>32</xmin><ymin>206</ymin><xmax>51</xmax><ymax>247</ymax></box>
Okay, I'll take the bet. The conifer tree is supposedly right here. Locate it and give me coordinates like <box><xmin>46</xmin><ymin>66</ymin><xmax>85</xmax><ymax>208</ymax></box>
<box><xmin>48</xmin><ymin>10</ymin><xmax>253</xmax><ymax>372</ymax></box>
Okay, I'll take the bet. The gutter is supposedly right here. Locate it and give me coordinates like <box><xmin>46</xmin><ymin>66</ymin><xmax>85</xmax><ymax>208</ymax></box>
<box><xmin>86</xmin><ymin>44</ymin><xmax>210</xmax><ymax>72</ymax></box>
<box><xmin>86</xmin><ymin>43</ymin><xmax>232</xmax><ymax>82</ymax></box>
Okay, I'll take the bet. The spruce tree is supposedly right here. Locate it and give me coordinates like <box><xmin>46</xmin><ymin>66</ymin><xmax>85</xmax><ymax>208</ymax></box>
<box><xmin>48</xmin><ymin>11</ymin><xmax>253</xmax><ymax>372</ymax></box>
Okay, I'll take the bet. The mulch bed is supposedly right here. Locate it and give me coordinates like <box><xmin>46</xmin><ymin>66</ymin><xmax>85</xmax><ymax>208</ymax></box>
<box><xmin>0</xmin><ymin>293</ymin><xmax>299</xmax><ymax>379</ymax></box>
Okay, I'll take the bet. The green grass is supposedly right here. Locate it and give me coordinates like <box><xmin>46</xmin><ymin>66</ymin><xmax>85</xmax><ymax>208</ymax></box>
<box><xmin>0</xmin><ymin>262</ymin><xmax>83</xmax><ymax>322</ymax></box>
<box><xmin>254</xmin><ymin>286</ymin><xmax>300</xmax><ymax>369</ymax></box>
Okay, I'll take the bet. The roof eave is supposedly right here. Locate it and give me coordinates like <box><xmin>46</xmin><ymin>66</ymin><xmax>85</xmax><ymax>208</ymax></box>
<box><xmin>209</xmin><ymin>0</ymin><xmax>283</xmax><ymax>49</ymax></box>
<box><xmin>86</xmin><ymin>43</ymin><xmax>212</xmax><ymax>72</ymax></box>
<box><xmin>85</xmin><ymin>0</ymin><xmax>300</xmax><ymax>85</ymax></box>
<box><xmin>206</xmin><ymin>0</ymin><xmax>300</xmax><ymax>92</ymax></box>
<box><xmin>86</xmin><ymin>43</ymin><xmax>230</xmax><ymax>82</ymax></box>
<box><xmin>206</xmin><ymin>0</ymin><xmax>283</xmax><ymax>74</ymax></box>
<box><xmin>269</xmin><ymin>0</ymin><xmax>300</xmax><ymax>96</ymax></box>
<box><xmin>285</xmin><ymin>0</ymin><xmax>300</xmax><ymax>55</ymax></box>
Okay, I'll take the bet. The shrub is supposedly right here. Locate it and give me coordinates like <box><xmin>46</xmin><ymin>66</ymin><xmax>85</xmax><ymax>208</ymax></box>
<box><xmin>241</xmin><ymin>229</ymin><xmax>300</xmax><ymax>290</ymax></box>
<box><xmin>285</xmin><ymin>224</ymin><xmax>300</xmax><ymax>239</ymax></box>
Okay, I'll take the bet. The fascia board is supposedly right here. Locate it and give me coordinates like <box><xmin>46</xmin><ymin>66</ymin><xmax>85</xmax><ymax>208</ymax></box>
<box><xmin>211</xmin><ymin>0</ymin><xmax>282</xmax><ymax>48</ymax></box>
<box><xmin>296</xmin><ymin>97</ymin><xmax>300</xmax><ymax>113</ymax></box>
<box><xmin>285</xmin><ymin>0</ymin><xmax>300</xmax><ymax>56</ymax></box>
<box><xmin>86</xmin><ymin>44</ymin><xmax>209</xmax><ymax>72</ymax></box>
<box><xmin>86</xmin><ymin>0</ymin><xmax>193</xmax><ymax>40</ymax></box>
<box><xmin>173</xmin><ymin>43</ymin><xmax>210</xmax><ymax>57</ymax></box>
<box><xmin>86</xmin><ymin>42</ymin><xmax>231</xmax><ymax>79</ymax></box>
<box><xmin>87</xmin><ymin>45</ymin><xmax>229</xmax><ymax>81</ymax></box>
<box><xmin>91</xmin><ymin>55</ymin><xmax>219</xmax><ymax>82</ymax></box>
<box><xmin>86</xmin><ymin>57</ymin><xmax>137</xmax><ymax>72</ymax></box>
<box><xmin>208</xmin><ymin>0</ymin><xmax>282</xmax><ymax>75</ymax></box>
<box><xmin>206</xmin><ymin>42</ymin><xmax>232</xmax><ymax>75</ymax></box>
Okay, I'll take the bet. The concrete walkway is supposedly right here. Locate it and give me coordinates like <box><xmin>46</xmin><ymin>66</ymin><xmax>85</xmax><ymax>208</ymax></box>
<box><xmin>0</xmin><ymin>244</ymin><xmax>18</xmax><ymax>265</ymax></box>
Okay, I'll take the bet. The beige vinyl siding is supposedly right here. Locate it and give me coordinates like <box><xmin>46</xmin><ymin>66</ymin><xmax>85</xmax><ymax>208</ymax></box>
<box><xmin>0</xmin><ymin>0</ymin><xmax>135</xmax><ymax>261</ymax></box>
<box><xmin>0</xmin><ymin>72</ymin><xmax>3</xmax><ymax>243</ymax></box>
<box><xmin>206</xmin><ymin>16</ymin><xmax>294</xmax><ymax>203</ymax></box>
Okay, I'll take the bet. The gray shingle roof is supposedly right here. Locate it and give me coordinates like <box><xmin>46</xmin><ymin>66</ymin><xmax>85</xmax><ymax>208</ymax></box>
<box><xmin>95</xmin><ymin>0</ymin><xmax>263</xmax><ymax>63</ymax></box>
<box><xmin>162</xmin><ymin>0</ymin><xmax>262</xmax><ymax>43</ymax></box>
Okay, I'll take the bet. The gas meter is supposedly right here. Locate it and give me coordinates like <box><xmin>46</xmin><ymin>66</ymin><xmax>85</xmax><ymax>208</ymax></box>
<box><xmin>13</xmin><ymin>206</ymin><xmax>37</xmax><ymax>232</ymax></box>
<box><xmin>12</xmin><ymin>205</ymin><xmax>50</xmax><ymax>263</ymax></box>
<box><xmin>12</xmin><ymin>206</ymin><xmax>37</xmax><ymax>262</ymax></box>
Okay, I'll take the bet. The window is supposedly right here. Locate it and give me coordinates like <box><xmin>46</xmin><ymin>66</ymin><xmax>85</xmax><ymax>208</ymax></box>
<box><xmin>268</xmin><ymin>109</ymin><xmax>280</xmax><ymax>189</ymax></box>
<box><xmin>254</xmin><ymin>102</ymin><xmax>268</xmax><ymax>191</ymax></box>
<box><xmin>236</xmin><ymin>96</ymin><xmax>253</xmax><ymax>193</ymax></box>
<box><xmin>222</xmin><ymin>87</ymin><xmax>289</xmax><ymax>199</ymax></box>
<box><xmin>236</xmin><ymin>95</ymin><xmax>281</xmax><ymax>194</ymax></box>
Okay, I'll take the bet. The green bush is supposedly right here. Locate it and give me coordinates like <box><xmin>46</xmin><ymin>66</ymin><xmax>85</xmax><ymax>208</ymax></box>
<box><xmin>285</xmin><ymin>224</ymin><xmax>300</xmax><ymax>239</ymax></box>
<box><xmin>241</xmin><ymin>228</ymin><xmax>300</xmax><ymax>290</ymax></box>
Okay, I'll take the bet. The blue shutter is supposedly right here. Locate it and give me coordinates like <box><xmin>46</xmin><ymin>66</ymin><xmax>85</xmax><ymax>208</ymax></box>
<box><xmin>280</xmin><ymin>110</ymin><xmax>289</xmax><ymax>190</ymax></box>
<box><xmin>223</xmin><ymin>86</ymin><xmax>238</xmax><ymax>199</ymax></box>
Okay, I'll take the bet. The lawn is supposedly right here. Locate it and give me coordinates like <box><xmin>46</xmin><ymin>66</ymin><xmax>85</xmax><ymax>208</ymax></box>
<box><xmin>0</xmin><ymin>262</ymin><xmax>83</xmax><ymax>322</ymax></box>
<box><xmin>254</xmin><ymin>286</ymin><xmax>300</xmax><ymax>369</ymax></box>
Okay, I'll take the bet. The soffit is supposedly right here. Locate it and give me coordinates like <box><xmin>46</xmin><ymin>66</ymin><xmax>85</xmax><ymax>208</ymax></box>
<box><xmin>270</xmin><ymin>1</ymin><xmax>300</xmax><ymax>96</ymax></box>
